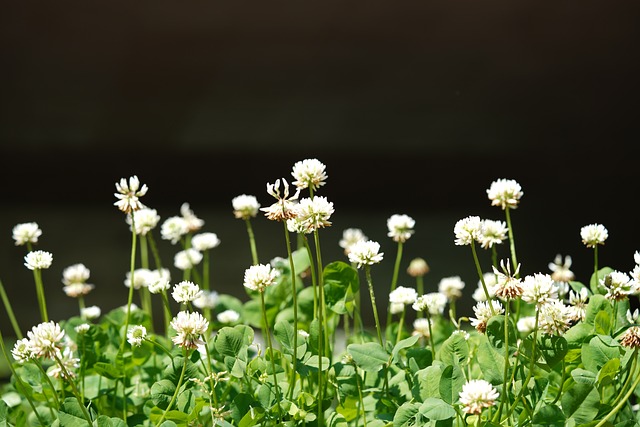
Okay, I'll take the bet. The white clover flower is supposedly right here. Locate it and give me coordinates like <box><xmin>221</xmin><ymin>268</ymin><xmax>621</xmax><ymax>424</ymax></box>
<box><xmin>261</xmin><ymin>179</ymin><xmax>301</xmax><ymax>222</ymax></box>
<box><xmin>47</xmin><ymin>346</ymin><xmax>80</xmax><ymax>379</ymax></box>
<box><xmin>12</xmin><ymin>222</ymin><xmax>42</xmax><ymax>246</ymax></box>
<box><xmin>452</xmin><ymin>329</ymin><xmax>471</xmax><ymax>340</ymax></box>
<box><xmin>121</xmin><ymin>303</ymin><xmax>139</xmax><ymax>312</ymax></box>
<box><xmin>232</xmin><ymin>194</ymin><xmax>261</xmax><ymax>220</ymax></box>
<box><xmin>521</xmin><ymin>273</ymin><xmax>559</xmax><ymax>307</ymax></box>
<box><xmin>295</xmin><ymin>196</ymin><xmax>335</xmax><ymax>233</ymax></box>
<box><xmin>74</xmin><ymin>323</ymin><xmax>91</xmax><ymax>334</ymax></box>
<box><xmin>517</xmin><ymin>316</ymin><xmax>537</xmax><ymax>335</ymax></box>
<box><xmin>298</xmin><ymin>329</ymin><xmax>310</xmax><ymax>339</ymax></box>
<box><xmin>11</xmin><ymin>338</ymin><xmax>35</xmax><ymax>363</ymax></box>
<box><xmin>291</xmin><ymin>158</ymin><xmax>328</xmax><ymax>191</ymax></box>
<box><xmin>412</xmin><ymin>318</ymin><xmax>433</xmax><ymax>338</ymax></box>
<box><xmin>160</xmin><ymin>216</ymin><xmax>190</xmax><ymax>245</ymax></box>
<box><xmin>127</xmin><ymin>208</ymin><xmax>161</xmax><ymax>236</ymax></box>
<box><xmin>27</xmin><ymin>321</ymin><xmax>65</xmax><ymax>359</ymax></box>
<box><xmin>568</xmin><ymin>287</ymin><xmax>589</xmax><ymax>322</ymax></box>
<box><xmin>412</xmin><ymin>292</ymin><xmax>447</xmax><ymax>316</ymax></box>
<box><xmin>347</xmin><ymin>240</ymin><xmax>384</xmax><ymax>268</ymax></box>
<box><xmin>149</xmin><ymin>277</ymin><xmax>171</xmax><ymax>294</ymax></box>
<box><xmin>454</xmin><ymin>216</ymin><xmax>482</xmax><ymax>246</ymax></box>
<box><xmin>493</xmin><ymin>259</ymin><xmax>523</xmax><ymax>300</ymax></box>
<box><xmin>217</xmin><ymin>309</ymin><xmax>240</xmax><ymax>324</ymax></box>
<box><xmin>286</xmin><ymin>217</ymin><xmax>309</xmax><ymax>234</ymax></box>
<box><xmin>478</xmin><ymin>219</ymin><xmax>508</xmax><ymax>249</ymax></box>
<box><xmin>172</xmin><ymin>281</ymin><xmax>204</xmax><ymax>304</ymax></box>
<box><xmin>24</xmin><ymin>250</ymin><xmax>53</xmax><ymax>270</ymax></box>
<box><xmin>580</xmin><ymin>223</ymin><xmax>608</xmax><ymax>248</ymax></box>
<box><xmin>127</xmin><ymin>325</ymin><xmax>147</xmax><ymax>347</ymax></box>
<box><xmin>62</xmin><ymin>263</ymin><xmax>91</xmax><ymax>285</ymax></box>
<box><xmin>548</xmin><ymin>254</ymin><xmax>575</xmax><ymax>283</ymax></box>
<box><xmin>174</xmin><ymin>248</ymin><xmax>203</xmax><ymax>271</ymax></box>
<box><xmin>407</xmin><ymin>257</ymin><xmax>429</xmax><ymax>278</ymax></box>
<box><xmin>389</xmin><ymin>286</ymin><xmax>418</xmax><ymax>306</ymax></box>
<box><xmin>472</xmin><ymin>272</ymin><xmax>498</xmax><ymax>302</ymax></box>
<box><xmin>191</xmin><ymin>232</ymin><xmax>221</xmax><ymax>251</ymax></box>
<box><xmin>635</xmin><ymin>250</ymin><xmax>640</xmax><ymax>266</ymax></box>
<box><xmin>81</xmin><ymin>305</ymin><xmax>101</xmax><ymax>320</ymax></box>
<box><xmin>114</xmin><ymin>175</ymin><xmax>148</xmax><ymax>214</ymax></box>
<box><xmin>387</xmin><ymin>214</ymin><xmax>415</xmax><ymax>243</ymax></box>
<box><xmin>438</xmin><ymin>276</ymin><xmax>465</xmax><ymax>301</ymax></box>
<box><xmin>193</xmin><ymin>290</ymin><xmax>219</xmax><ymax>309</ymax></box>
<box><xmin>243</xmin><ymin>264</ymin><xmax>279</xmax><ymax>293</ymax></box>
<box><xmin>487</xmin><ymin>178</ymin><xmax>523</xmax><ymax>210</ymax></box>
<box><xmin>390</xmin><ymin>302</ymin><xmax>405</xmax><ymax>315</ymax></box>
<box><xmin>459</xmin><ymin>379</ymin><xmax>500</xmax><ymax>415</ymax></box>
<box><xmin>601</xmin><ymin>271</ymin><xmax>638</xmax><ymax>301</ymax></box>
<box><xmin>631</xmin><ymin>265</ymin><xmax>640</xmax><ymax>285</ymax></box>
<box><xmin>339</xmin><ymin>228</ymin><xmax>368</xmax><ymax>255</ymax></box>
<box><xmin>470</xmin><ymin>300</ymin><xmax>504</xmax><ymax>333</ymax></box>
<box><xmin>63</xmin><ymin>283</ymin><xmax>95</xmax><ymax>298</ymax></box>
<box><xmin>627</xmin><ymin>308</ymin><xmax>640</xmax><ymax>324</ymax></box>
<box><xmin>124</xmin><ymin>268</ymin><xmax>156</xmax><ymax>290</ymax></box>
<box><xmin>180</xmin><ymin>203</ymin><xmax>205</xmax><ymax>232</ymax></box>
<box><xmin>538</xmin><ymin>300</ymin><xmax>572</xmax><ymax>336</ymax></box>
<box><xmin>620</xmin><ymin>326</ymin><xmax>640</xmax><ymax>349</ymax></box>
<box><xmin>170</xmin><ymin>311</ymin><xmax>209</xmax><ymax>350</ymax></box>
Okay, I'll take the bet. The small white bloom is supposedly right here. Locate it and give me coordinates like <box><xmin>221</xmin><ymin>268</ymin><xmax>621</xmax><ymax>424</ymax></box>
<box><xmin>172</xmin><ymin>281</ymin><xmax>204</xmax><ymax>304</ymax></box>
<box><xmin>452</xmin><ymin>329</ymin><xmax>471</xmax><ymax>340</ymax></box>
<box><xmin>181</xmin><ymin>203</ymin><xmax>205</xmax><ymax>232</ymax></box>
<box><xmin>407</xmin><ymin>258</ymin><xmax>429</xmax><ymax>278</ymax></box>
<box><xmin>243</xmin><ymin>264</ymin><xmax>279</xmax><ymax>293</ymax></box>
<box><xmin>627</xmin><ymin>308</ymin><xmax>640</xmax><ymax>324</ymax></box>
<box><xmin>454</xmin><ymin>216</ymin><xmax>482</xmax><ymax>246</ymax></box>
<box><xmin>580</xmin><ymin>223</ymin><xmax>608</xmax><ymax>248</ymax></box>
<box><xmin>295</xmin><ymin>196</ymin><xmax>335</xmax><ymax>232</ymax></box>
<box><xmin>149</xmin><ymin>278</ymin><xmax>171</xmax><ymax>294</ymax></box>
<box><xmin>127</xmin><ymin>208</ymin><xmax>161</xmax><ymax>236</ymax></box>
<box><xmin>459</xmin><ymin>379</ymin><xmax>500</xmax><ymax>415</ymax></box>
<box><xmin>161</xmin><ymin>216</ymin><xmax>190</xmax><ymax>245</ymax></box>
<box><xmin>124</xmin><ymin>268</ymin><xmax>156</xmax><ymax>289</ymax></box>
<box><xmin>193</xmin><ymin>290</ymin><xmax>219</xmax><ymax>309</ymax></box>
<box><xmin>24</xmin><ymin>250</ymin><xmax>53</xmax><ymax>270</ymax></box>
<box><xmin>232</xmin><ymin>194</ymin><xmax>261</xmax><ymax>219</ymax></box>
<box><xmin>470</xmin><ymin>300</ymin><xmax>504</xmax><ymax>333</ymax></box>
<box><xmin>478</xmin><ymin>219</ymin><xmax>508</xmax><ymax>249</ymax></box>
<box><xmin>27</xmin><ymin>321</ymin><xmax>65</xmax><ymax>359</ymax></box>
<box><xmin>191</xmin><ymin>232</ymin><xmax>221</xmax><ymax>251</ymax></box>
<box><xmin>390</xmin><ymin>302</ymin><xmax>405</xmax><ymax>314</ymax></box>
<box><xmin>63</xmin><ymin>283</ymin><xmax>95</xmax><ymax>298</ymax></box>
<box><xmin>286</xmin><ymin>217</ymin><xmax>309</xmax><ymax>234</ymax></box>
<box><xmin>601</xmin><ymin>271</ymin><xmax>638</xmax><ymax>301</ymax></box>
<box><xmin>12</xmin><ymin>338</ymin><xmax>35</xmax><ymax>363</ymax></box>
<box><xmin>217</xmin><ymin>309</ymin><xmax>240</xmax><ymax>324</ymax></box>
<box><xmin>174</xmin><ymin>248</ymin><xmax>203</xmax><ymax>271</ymax></box>
<box><xmin>486</xmin><ymin>178</ymin><xmax>523</xmax><ymax>210</ymax></box>
<box><xmin>12</xmin><ymin>222</ymin><xmax>42</xmax><ymax>246</ymax></box>
<box><xmin>548</xmin><ymin>254</ymin><xmax>575</xmax><ymax>283</ymax></box>
<box><xmin>493</xmin><ymin>259</ymin><xmax>523</xmax><ymax>300</ymax></box>
<box><xmin>62</xmin><ymin>263</ymin><xmax>91</xmax><ymax>285</ymax></box>
<box><xmin>114</xmin><ymin>175</ymin><xmax>148</xmax><ymax>214</ymax></box>
<box><xmin>81</xmin><ymin>305</ymin><xmax>101</xmax><ymax>320</ymax></box>
<box><xmin>170</xmin><ymin>311</ymin><xmax>209</xmax><ymax>349</ymax></box>
<box><xmin>261</xmin><ymin>179</ymin><xmax>300</xmax><ymax>222</ymax></box>
<box><xmin>521</xmin><ymin>273</ymin><xmax>559</xmax><ymax>307</ymax></box>
<box><xmin>389</xmin><ymin>286</ymin><xmax>418</xmax><ymax>306</ymax></box>
<box><xmin>412</xmin><ymin>292</ymin><xmax>447</xmax><ymax>316</ymax></box>
<box><xmin>412</xmin><ymin>318</ymin><xmax>433</xmax><ymax>338</ymax></box>
<box><xmin>298</xmin><ymin>329</ymin><xmax>310</xmax><ymax>339</ymax></box>
<box><xmin>291</xmin><ymin>158</ymin><xmax>328</xmax><ymax>191</ymax></box>
<box><xmin>339</xmin><ymin>228</ymin><xmax>368</xmax><ymax>255</ymax></box>
<box><xmin>127</xmin><ymin>325</ymin><xmax>147</xmax><ymax>347</ymax></box>
<box><xmin>538</xmin><ymin>300</ymin><xmax>572</xmax><ymax>336</ymax></box>
<box><xmin>74</xmin><ymin>324</ymin><xmax>91</xmax><ymax>334</ymax></box>
<box><xmin>517</xmin><ymin>316</ymin><xmax>537</xmax><ymax>335</ymax></box>
<box><xmin>438</xmin><ymin>276</ymin><xmax>465</xmax><ymax>301</ymax></box>
<box><xmin>568</xmin><ymin>287</ymin><xmax>589</xmax><ymax>322</ymax></box>
<box><xmin>47</xmin><ymin>346</ymin><xmax>79</xmax><ymax>379</ymax></box>
<box><xmin>387</xmin><ymin>214</ymin><xmax>415</xmax><ymax>243</ymax></box>
<box><xmin>347</xmin><ymin>240</ymin><xmax>384</xmax><ymax>268</ymax></box>
<box><xmin>472</xmin><ymin>272</ymin><xmax>498</xmax><ymax>302</ymax></box>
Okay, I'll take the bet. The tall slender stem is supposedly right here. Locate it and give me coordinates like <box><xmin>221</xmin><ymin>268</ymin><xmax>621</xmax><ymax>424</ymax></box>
<box><xmin>52</xmin><ymin>352</ymin><xmax>93</xmax><ymax>425</ymax></box>
<box><xmin>471</xmin><ymin>242</ymin><xmax>495</xmax><ymax>315</ymax></box>
<box><xmin>386</xmin><ymin>242</ymin><xmax>404</xmax><ymax>329</ymax></box>
<box><xmin>283</xmin><ymin>222</ymin><xmax>299</xmax><ymax>399</ymax></box>
<box><xmin>365</xmin><ymin>266</ymin><xmax>383</xmax><ymax>346</ymax></box>
<box><xmin>245</xmin><ymin>218</ymin><xmax>259</xmax><ymax>265</ymax></box>
<box><xmin>504</xmin><ymin>207</ymin><xmax>518</xmax><ymax>277</ymax></box>
<box><xmin>595</xmin><ymin>350</ymin><xmax>640</xmax><ymax>427</ymax></box>
<box><xmin>0</xmin><ymin>279</ymin><xmax>22</xmax><ymax>338</ymax></box>
<box><xmin>32</xmin><ymin>269</ymin><xmax>48</xmax><ymax>322</ymax></box>
<box><xmin>260</xmin><ymin>291</ymin><xmax>283</xmax><ymax>423</ymax></box>
<box><xmin>156</xmin><ymin>349</ymin><xmax>189</xmax><ymax>426</ymax></box>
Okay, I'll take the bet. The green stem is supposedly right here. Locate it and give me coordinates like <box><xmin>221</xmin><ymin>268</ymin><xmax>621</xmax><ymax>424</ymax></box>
<box><xmin>0</xmin><ymin>279</ymin><xmax>22</xmax><ymax>338</ymax></box>
<box><xmin>245</xmin><ymin>218</ymin><xmax>259</xmax><ymax>265</ymax></box>
<box><xmin>386</xmin><ymin>241</ymin><xmax>404</xmax><ymax>329</ymax></box>
<box><xmin>471</xmin><ymin>242</ymin><xmax>495</xmax><ymax>315</ymax></box>
<box><xmin>260</xmin><ymin>291</ymin><xmax>283</xmax><ymax>423</ymax></box>
<box><xmin>365</xmin><ymin>266</ymin><xmax>384</xmax><ymax>346</ymax></box>
<box><xmin>595</xmin><ymin>350</ymin><xmax>640</xmax><ymax>427</ymax></box>
<box><xmin>415</xmin><ymin>276</ymin><xmax>424</xmax><ymax>318</ymax></box>
<box><xmin>52</xmin><ymin>352</ymin><xmax>93</xmax><ymax>425</ymax></box>
<box><xmin>32</xmin><ymin>269</ymin><xmax>49</xmax><ymax>322</ymax></box>
<box><xmin>504</xmin><ymin>207</ymin><xmax>518</xmax><ymax>277</ymax></box>
<box><xmin>121</xmin><ymin>215</ymin><xmax>138</xmax><ymax>354</ymax></box>
<box><xmin>34</xmin><ymin>358</ymin><xmax>61</xmax><ymax>408</ymax></box>
<box><xmin>425</xmin><ymin>311</ymin><xmax>436</xmax><ymax>357</ymax></box>
<box><xmin>356</xmin><ymin>367</ymin><xmax>367</xmax><ymax>427</ymax></box>
<box><xmin>396</xmin><ymin>308</ymin><xmax>406</xmax><ymax>345</ymax></box>
<box><xmin>156</xmin><ymin>348</ymin><xmax>189</xmax><ymax>426</ymax></box>
<box><xmin>496</xmin><ymin>305</ymin><xmax>512</xmax><ymax>420</ymax></box>
<box><xmin>283</xmin><ymin>222</ymin><xmax>298</xmax><ymax>399</ymax></box>
<box><xmin>594</xmin><ymin>246</ymin><xmax>600</xmax><ymax>291</ymax></box>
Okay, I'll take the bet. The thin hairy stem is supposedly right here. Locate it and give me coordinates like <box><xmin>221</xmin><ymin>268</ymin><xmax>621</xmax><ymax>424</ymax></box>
<box><xmin>0</xmin><ymin>279</ymin><xmax>22</xmax><ymax>338</ymax></box>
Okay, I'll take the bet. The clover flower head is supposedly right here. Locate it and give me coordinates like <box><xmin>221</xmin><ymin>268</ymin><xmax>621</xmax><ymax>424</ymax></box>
<box><xmin>174</xmin><ymin>248</ymin><xmax>203</xmax><ymax>271</ymax></box>
<box><xmin>601</xmin><ymin>271</ymin><xmax>638</xmax><ymax>301</ymax></box>
<box><xmin>487</xmin><ymin>178</ymin><xmax>523</xmax><ymax>210</ymax></box>
<box><xmin>261</xmin><ymin>178</ymin><xmax>301</xmax><ymax>222</ymax></box>
<box><xmin>191</xmin><ymin>232</ymin><xmax>221</xmax><ymax>252</ymax></box>
<box><xmin>478</xmin><ymin>219</ymin><xmax>508</xmax><ymax>249</ymax></box>
<box><xmin>568</xmin><ymin>287</ymin><xmax>589</xmax><ymax>322</ymax></box>
<box><xmin>631</xmin><ymin>265</ymin><xmax>640</xmax><ymax>285</ymax></box>
<box><xmin>620</xmin><ymin>326</ymin><xmax>640</xmax><ymax>349</ymax></box>
<box><xmin>347</xmin><ymin>240</ymin><xmax>384</xmax><ymax>268</ymax></box>
<box><xmin>387</xmin><ymin>214</ymin><xmax>415</xmax><ymax>243</ymax></box>
<box><xmin>438</xmin><ymin>276</ymin><xmax>465</xmax><ymax>301</ymax></box>
<box><xmin>217</xmin><ymin>309</ymin><xmax>240</xmax><ymax>324</ymax></box>
<box><xmin>472</xmin><ymin>272</ymin><xmax>498</xmax><ymax>302</ymax></box>
<box><xmin>492</xmin><ymin>259</ymin><xmax>523</xmax><ymax>300</ymax></box>
<box><xmin>12</xmin><ymin>338</ymin><xmax>35</xmax><ymax>363</ymax></box>
<box><xmin>48</xmin><ymin>346</ymin><xmax>80</xmax><ymax>379</ymax></box>
<box><xmin>538</xmin><ymin>300</ymin><xmax>572</xmax><ymax>336</ymax></box>
<box><xmin>389</xmin><ymin>286</ymin><xmax>418</xmax><ymax>306</ymax></box>
<box><xmin>160</xmin><ymin>216</ymin><xmax>190</xmax><ymax>245</ymax></box>
<box><xmin>172</xmin><ymin>281</ymin><xmax>204</xmax><ymax>304</ymax></box>
<box><xmin>295</xmin><ymin>196</ymin><xmax>335</xmax><ymax>232</ymax></box>
<box><xmin>62</xmin><ymin>263</ymin><xmax>91</xmax><ymax>285</ymax></box>
<box><xmin>412</xmin><ymin>292</ymin><xmax>447</xmax><ymax>316</ymax></box>
<box><xmin>291</xmin><ymin>158</ymin><xmax>328</xmax><ymax>191</ymax></box>
<box><xmin>286</xmin><ymin>217</ymin><xmax>309</xmax><ymax>234</ymax></box>
<box><xmin>24</xmin><ymin>250</ymin><xmax>53</xmax><ymax>270</ymax></box>
<box><xmin>12</xmin><ymin>222</ymin><xmax>42</xmax><ymax>246</ymax></box>
<box><xmin>521</xmin><ymin>273</ymin><xmax>559</xmax><ymax>307</ymax></box>
<box><xmin>339</xmin><ymin>228</ymin><xmax>368</xmax><ymax>255</ymax></box>
<box><xmin>81</xmin><ymin>305</ymin><xmax>101</xmax><ymax>320</ymax></box>
<box><xmin>170</xmin><ymin>311</ymin><xmax>209</xmax><ymax>350</ymax></box>
<box><xmin>580</xmin><ymin>223</ymin><xmax>608</xmax><ymax>248</ymax></box>
<box><xmin>243</xmin><ymin>263</ymin><xmax>279</xmax><ymax>292</ymax></box>
<box><xmin>407</xmin><ymin>257</ymin><xmax>429</xmax><ymax>278</ymax></box>
<box><xmin>454</xmin><ymin>216</ymin><xmax>482</xmax><ymax>246</ymax></box>
<box><xmin>74</xmin><ymin>323</ymin><xmax>91</xmax><ymax>334</ymax></box>
<box><xmin>27</xmin><ymin>321</ymin><xmax>65</xmax><ymax>359</ymax></box>
<box><xmin>193</xmin><ymin>290</ymin><xmax>219</xmax><ymax>309</ymax></box>
<box><xmin>114</xmin><ymin>175</ymin><xmax>148</xmax><ymax>214</ymax></box>
<box><xmin>180</xmin><ymin>203</ymin><xmax>205</xmax><ymax>232</ymax></box>
<box><xmin>124</xmin><ymin>268</ymin><xmax>156</xmax><ymax>290</ymax></box>
<box><xmin>459</xmin><ymin>379</ymin><xmax>500</xmax><ymax>415</ymax></box>
<box><xmin>412</xmin><ymin>318</ymin><xmax>433</xmax><ymax>338</ymax></box>
<box><xmin>548</xmin><ymin>254</ymin><xmax>575</xmax><ymax>283</ymax></box>
<box><xmin>232</xmin><ymin>194</ymin><xmax>261</xmax><ymax>219</ymax></box>
<box><xmin>517</xmin><ymin>316</ymin><xmax>537</xmax><ymax>335</ymax></box>
<box><xmin>470</xmin><ymin>300</ymin><xmax>504</xmax><ymax>333</ymax></box>
<box><xmin>127</xmin><ymin>325</ymin><xmax>147</xmax><ymax>347</ymax></box>
<box><xmin>127</xmin><ymin>208</ymin><xmax>161</xmax><ymax>236</ymax></box>
<box><xmin>63</xmin><ymin>283</ymin><xmax>95</xmax><ymax>298</ymax></box>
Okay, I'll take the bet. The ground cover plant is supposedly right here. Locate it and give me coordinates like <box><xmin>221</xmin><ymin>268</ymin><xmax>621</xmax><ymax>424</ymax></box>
<box><xmin>1</xmin><ymin>158</ymin><xmax>640</xmax><ymax>427</ymax></box>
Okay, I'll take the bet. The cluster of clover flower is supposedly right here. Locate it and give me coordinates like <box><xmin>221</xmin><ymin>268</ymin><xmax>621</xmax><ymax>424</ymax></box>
<box><xmin>5</xmin><ymin>158</ymin><xmax>640</xmax><ymax>420</ymax></box>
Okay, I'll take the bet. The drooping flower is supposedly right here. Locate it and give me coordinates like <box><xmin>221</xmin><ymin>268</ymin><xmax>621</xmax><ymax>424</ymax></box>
<box><xmin>127</xmin><ymin>325</ymin><xmax>147</xmax><ymax>347</ymax></box>
<box><xmin>27</xmin><ymin>321</ymin><xmax>65</xmax><ymax>359</ymax></box>
<box><xmin>217</xmin><ymin>309</ymin><xmax>240</xmax><ymax>324</ymax></box>
<box><xmin>114</xmin><ymin>175</ymin><xmax>148</xmax><ymax>214</ymax></box>
<box><xmin>161</xmin><ymin>216</ymin><xmax>190</xmax><ymax>245</ymax></box>
<box><xmin>478</xmin><ymin>219</ymin><xmax>508</xmax><ymax>249</ymax></box>
<box><xmin>580</xmin><ymin>223</ymin><xmax>608</xmax><ymax>248</ymax></box>
<box><xmin>243</xmin><ymin>264</ymin><xmax>279</xmax><ymax>293</ymax></box>
<box><xmin>170</xmin><ymin>311</ymin><xmax>209</xmax><ymax>350</ymax></box>
<box><xmin>261</xmin><ymin>179</ymin><xmax>300</xmax><ymax>222</ymax></box>
<box><xmin>454</xmin><ymin>216</ymin><xmax>482</xmax><ymax>246</ymax></box>
<box><xmin>12</xmin><ymin>222</ymin><xmax>42</xmax><ymax>246</ymax></box>
<box><xmin>548</xmin><ymin>254</ymin><xmax>575</xmax><ymax>283</ymax></box>
<box><xmin>232</xmin><ymin>194</ymin><xmax>261</xmax><ymax>220</ymax></box>
<box><xmin>127</xmin><ymin>208</ymin><xmax>161</xmax><ymax>236</ymax></box>
<box><xmin>521</xmin><ymin>273</ymin><xmax>559</xmax><ymax>307</ymax></box>
<box><xmin>291</xmin><ymin>158</ymin><xmax>328</xmax><ymax>191</ymax></box>
<box><xmin>487</xmin><ymin>178</ymin><xmax>523</xmax><ymax>210</ymax></box>
<box><xmin>172</xmin><ymin>281</ymin><xmax>204</xmax><ymax>304</ymax></box>
<box><xmin>295</xmin><ymin>196</ymin><xmax>335</xmax><ymax>233</ymax></box>
<box><xmin>387</xmin><ymin>214</ymin><xmax>415</xmax><ymax>243</ymax></box>
<box><xmin>470</xmin><ymin>300</ymin><xmax>504</xmax><ymax>333</ymax></box>
<box><xmin>493</xmin><ymin>259</ymin><xmax>523</xmax><ymax>300</ymax></box>
<box><xmin>438</xmin><ymin>276</ymin><xmax>465</xmax><ymax>301</ymax></box>
<box><xmin>459</xmin><ymin>379</ymin><xmax>500</xmax><ymax>415</ymax></box>
<box><xmin>180</xmin><ymin>203</ymin><xmax>205</xmax><ymax>232</ymax></box>
<box><xmin>347</xmin><ymin>240</ymin><xmax>384</xmax><ymax>268</ymax></box>
<box><xmin>339</xmin><ymin>228</ymin><xmax>368</xmax><ymax>255</ymax></box>
<box><xmin>24</xmin><ymin>250</ymin><xmax>53</xmax><ymax>270</ymax></box>
<box><xmin>174</xmin><ymin>248</ymin><xmax>203</xmax><ymax>271</ymax></box>
<box><xmin>407</xmin><ymin>257</ymin><xmax>430</xmax><ymax>278</ymax></box>
<box><xmin>619</xmin><ymin>326</ymin><xmax>640</xmax><ymax>348</ymax></box>
<box><xmin>191</xmin><ymin>232</ymin><xmax>221</xmax><ymax>251</ymax></box>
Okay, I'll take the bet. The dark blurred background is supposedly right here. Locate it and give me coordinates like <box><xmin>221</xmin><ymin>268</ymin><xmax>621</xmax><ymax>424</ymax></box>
<box><xmin>1</xmin><ymin>0</ymin><xmax>639</xmax><ymax>344</ymax></box>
